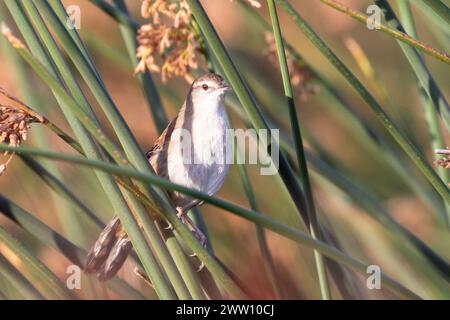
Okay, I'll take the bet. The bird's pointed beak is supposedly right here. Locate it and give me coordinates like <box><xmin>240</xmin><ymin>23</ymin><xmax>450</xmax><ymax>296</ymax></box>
<box><xmin>221</xmin><ymin>82</ymin><xmax>231</xmax><ymax>92</ymax></box>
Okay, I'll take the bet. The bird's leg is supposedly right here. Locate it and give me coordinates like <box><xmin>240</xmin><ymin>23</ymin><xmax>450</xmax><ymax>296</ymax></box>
<box><xmin>176</xmin><ymin>207</ymin><xmax>208</xmax><ymax>250</ymax></box>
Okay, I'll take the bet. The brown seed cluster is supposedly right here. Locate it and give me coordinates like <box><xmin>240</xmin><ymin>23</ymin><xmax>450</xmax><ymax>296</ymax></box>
<box><xmin>136</xmin><ymin>0</ymin><xmax>200</xmax><ymax>83</ymax></box>
<box><xmin>0</xmin><ymin>104</ymin><xmax>33</xmax><ymax>174</ymax></box>
<box><xmin>265</xmin><ymin>33</ymin><xmax>318</xmax><ymax>102</ymax></box>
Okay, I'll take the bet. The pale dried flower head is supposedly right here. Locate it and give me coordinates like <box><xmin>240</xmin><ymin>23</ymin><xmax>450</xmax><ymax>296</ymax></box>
<box><xmin>265</xmin><ymin>33</ymin><xmax>318</xmax><ymax>102</ymax></box>
<box><xmin>0</xmin><ymin>88</ymin><xmax>43</xmax><ymax>175</ymax></box>
<box><xmin>136</xmin><ymin>0</ymin><xmax>200</xmax><ymax>83</ymax></box>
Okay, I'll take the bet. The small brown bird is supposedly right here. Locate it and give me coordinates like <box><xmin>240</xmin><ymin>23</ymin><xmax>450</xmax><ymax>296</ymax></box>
<box><xmin>85</xmin><ymin>73</ymin><xmax>231</xmax><ymax>280</ymax></box>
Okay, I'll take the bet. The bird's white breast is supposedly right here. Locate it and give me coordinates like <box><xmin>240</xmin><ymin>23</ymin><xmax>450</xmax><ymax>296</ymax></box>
<box><xmin>167</xmin><ymin>94</ymin><xmax>230</xmax><ymax>206</ymax></box>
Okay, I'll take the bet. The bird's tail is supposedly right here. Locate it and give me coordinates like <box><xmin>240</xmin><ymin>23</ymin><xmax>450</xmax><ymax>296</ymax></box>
<box><xmin>84</xmin><ymin>216</ymin><xmax>132</xmax><ymax>281</ymax></box>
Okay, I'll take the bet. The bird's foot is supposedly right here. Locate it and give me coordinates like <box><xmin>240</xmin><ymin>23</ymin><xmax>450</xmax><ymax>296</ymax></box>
<box><xmin>192</xmin><ymin>228</ymin><xmax>207</xmax><ymax>249</ymax></box>
<box><xmin>176</xmin><ymin>207</ymin><xmax>208</xmax><ymax>257</ymax></box>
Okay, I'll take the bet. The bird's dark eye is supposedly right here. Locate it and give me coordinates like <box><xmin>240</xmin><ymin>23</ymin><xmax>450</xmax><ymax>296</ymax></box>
<box><xmin>202</xmin><ymin>84</ymin><xmax>209</xmax><ymax>91</ymax></box>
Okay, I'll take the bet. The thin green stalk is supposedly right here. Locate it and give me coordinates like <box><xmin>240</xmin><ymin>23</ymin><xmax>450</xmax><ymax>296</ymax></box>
<box><xmin>277</xmin><ymin>0</ymin><xmax>450</xmax><ymax>205</ymax></box>
<box><xmin>6</xmin><ymin>0</ymin><xmax>175</xmax><ymax>299</ymax></box>
<box><xmin>267</xmin><ymin>0</ymin><xmax>330</xmax><ymax>300</ymax></box>
<box><xmin>0</xmin><ymin>254</ymin><xmax>44</xmax><ymax>300</ymax></box>
<box><xmin>0</xmin><ymin>143</ymin><xmax>422</xmax><ymax>300</ymax></box>
<box><xmin>0</xmin><ymin>225</ymin><xmax>74</xmax><ymax>299</ymax></box>
<box><xmin>127</xmin><ymin>194</ymin><xmax>193</xmax><ymax>300</ymax></box>
<box><xmin>397</xmin><ymin>0</ymin><xmax>450</xmax><ymax>226</ymax></box>
<box><xmin>318</xmin><ymin>0</ymin><xmax>450</xmax><ymax>64</ymax></box>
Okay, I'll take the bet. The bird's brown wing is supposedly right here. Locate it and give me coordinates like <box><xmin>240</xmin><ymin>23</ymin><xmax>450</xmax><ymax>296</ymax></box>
<box><xmin>146</xmin><ymin>115</ymin><xmax>178</xmax><ymax>178</ymax></box>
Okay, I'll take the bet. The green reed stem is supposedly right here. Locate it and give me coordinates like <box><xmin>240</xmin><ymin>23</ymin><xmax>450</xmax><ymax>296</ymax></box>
<box><xmin>267</xmin><ymin>0</ymin><xmax>331</xmax><ymax>300</ymax></box>
<box><xmin>218</xmin><ymin>66</ymin><xmax>450</xmax><ymax>284</ymax></box>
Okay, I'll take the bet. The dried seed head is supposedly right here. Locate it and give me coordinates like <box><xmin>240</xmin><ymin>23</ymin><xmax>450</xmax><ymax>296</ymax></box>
<box><xmin>264</xmin><ymin>32</ymin><xmax>318</xmax><ymax>102</ymax></box>
<box><xmin>0</xmin><ymin>88</ymin><xmax>44</xmax><ymax>176</ymax></box>
<box><xmin>136</xmin><ymin>0</ymin><xmax>200</xmax><ymax>83</ymax></box>
<box><xmin>0</xmin><ymin>104</ymin><xmax>34</xmax><ymax>175</ymax></box>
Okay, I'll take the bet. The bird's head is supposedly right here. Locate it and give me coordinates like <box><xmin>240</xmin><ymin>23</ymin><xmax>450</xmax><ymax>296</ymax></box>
<box><xmin>189</xmin><ymin>73</ymin><xmax>230</xmax><ymax>102</ymax></box>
